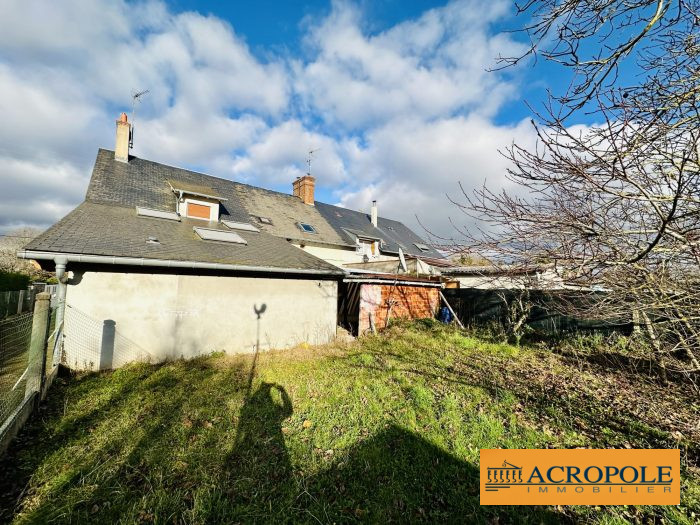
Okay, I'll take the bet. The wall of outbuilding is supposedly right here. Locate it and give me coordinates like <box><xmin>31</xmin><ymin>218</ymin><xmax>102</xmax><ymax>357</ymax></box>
<box><xmin>61</xmin><ymin>269</ymin><xmax>338</xmax><ymax>370</ymax></box>
<box><xmin>357</xmin><ymin>283</ymin><xmax>440</xmax><ymax>334</ymax></box>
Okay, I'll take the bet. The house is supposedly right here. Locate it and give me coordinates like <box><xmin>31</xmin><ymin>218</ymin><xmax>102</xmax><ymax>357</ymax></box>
<box><xmin>232</xmin><ymin>177</ymin><xmax>443</xmax><ymax>268</ymax></box>
<box><xmin>441</xmin><ymin>265</ymin><xmax>566</xmax><ymax>290</ymax></box>
<box><xmin>19</xmin><ymin>113</ymin><xmax>444</xmax><ymax>368</ymax></box>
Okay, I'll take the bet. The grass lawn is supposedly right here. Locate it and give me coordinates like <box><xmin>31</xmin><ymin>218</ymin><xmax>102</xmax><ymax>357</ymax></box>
<box><xmin>0</xmin><ymin>321</ymin><xmax>698</xmax><ymax>524</ymax></box>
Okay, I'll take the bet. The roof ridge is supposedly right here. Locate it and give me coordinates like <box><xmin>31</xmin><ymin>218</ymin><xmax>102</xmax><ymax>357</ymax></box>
<box><xmin>96</xmin><ymin>148</ymin><xmax>400</xmax><ymax>222</ymax></box>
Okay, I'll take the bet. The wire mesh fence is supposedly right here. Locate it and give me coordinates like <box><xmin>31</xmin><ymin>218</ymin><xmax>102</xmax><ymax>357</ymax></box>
<box><xmin>0</xmin><ymin>292</ymin><xmax>59</xmax><ymax>455</ymax></box>
<box><xmin>442</xmin><ymin>288</ymin><xmax>633</xmax><ymax>336</ymax></box>
<box><xmin>0</xmin><ymin>311</ymin><xmax>34</xmax><ymax>425</ymax></box>
<box><xmin>0</xmin><ymin>289</ymin><xmax>34</xmax><ymax>319</ymax></box>
<box><xmin>62</xmin><ymin>305</ymin><xmax>152</xmax><ymax>371</ymax></box>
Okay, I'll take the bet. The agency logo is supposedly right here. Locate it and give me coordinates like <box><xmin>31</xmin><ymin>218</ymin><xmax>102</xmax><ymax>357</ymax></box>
<box><xmin>480</xmin><ymin>449</ymin><xmax>680</xmax><ymax>505</ymax></box>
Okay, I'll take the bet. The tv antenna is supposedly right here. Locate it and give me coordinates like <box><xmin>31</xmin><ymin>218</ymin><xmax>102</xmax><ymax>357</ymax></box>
<box><xmin>306</xmin><ymin>148</ymin><xmax>320</xmax><ymax>176</ymax></box>
<box><xmin>129</xmin><ymin>88</ymin><xmax>149</xmax><ymax>149</ymax></box>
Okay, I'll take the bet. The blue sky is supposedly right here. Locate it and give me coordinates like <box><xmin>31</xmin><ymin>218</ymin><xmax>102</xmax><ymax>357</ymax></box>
<box><xmin>0</xmin><ymin>0</ymin><xmax>589</xmax><ymax>239</ymax></box>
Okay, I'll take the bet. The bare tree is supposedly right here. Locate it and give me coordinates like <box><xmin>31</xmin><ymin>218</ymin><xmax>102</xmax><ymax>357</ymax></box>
<box><xmin>458</xmin><ymin>1</ymin><xmax>700</xmax><ymax>373</ymax></box>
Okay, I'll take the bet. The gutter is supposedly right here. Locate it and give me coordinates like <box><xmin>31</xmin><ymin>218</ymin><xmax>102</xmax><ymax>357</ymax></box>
<box><xmin>17</xmin><ymin>250</ymin><xmax>345</xmax><ymax>277</ymax></box>
<box><xmin>343</xmin><ymin>278</ymin><xmax>443</xmax><ymax>288</ymax></box>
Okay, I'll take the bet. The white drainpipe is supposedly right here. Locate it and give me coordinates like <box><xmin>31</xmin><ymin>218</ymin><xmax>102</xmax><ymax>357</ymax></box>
<box><xmin>54</xmin><ymin>255</ymin><xmax>68</xmax><ymax>338</ymax></box>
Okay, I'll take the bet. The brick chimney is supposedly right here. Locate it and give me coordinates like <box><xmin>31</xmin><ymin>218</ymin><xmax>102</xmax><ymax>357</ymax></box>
<box><xmin>293</xmin><ymin>175</ymin><xmax>315</xmax><ymax>205</ymax></box>
<box><xmin>115</xmin><ymin>112</ymin><xmax>131</xmax><ymax>163</ymax></box>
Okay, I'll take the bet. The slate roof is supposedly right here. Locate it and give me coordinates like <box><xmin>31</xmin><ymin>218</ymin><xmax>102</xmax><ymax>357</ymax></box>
<box><xmin>232</xmin><ymin>183</ymin><xmax>443</xmax><ymax>258</ymax></box>
<box><xmin>232</xmin><ymin>182</ymin><xmax>350</xmax><ymax>247</ymax></box>
<box><xmin>25</xmin><ymin>201</ymin><xmax>344</xmax><ymax>273</ymax></box>
<box><xmin>28</xmin><ymin>148</ymin><xmax>442</xmax><ymax>271</ymax></box>
<box><xmin>314</xmin><ymin>201</ymin><xmax>442</xmax><ymax>257</ymax></box>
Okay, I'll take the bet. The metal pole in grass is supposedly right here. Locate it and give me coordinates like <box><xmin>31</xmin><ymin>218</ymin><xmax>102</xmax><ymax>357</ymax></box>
<box><xmin>25</xmin><ymin>292</ymin><xmax>50</xmax><ymax>406</ymax></box>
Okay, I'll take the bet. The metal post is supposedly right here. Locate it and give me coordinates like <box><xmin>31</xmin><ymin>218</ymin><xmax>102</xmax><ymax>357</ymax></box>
<box><xmin>439</xmin><ymin>291</ymin><xmax>465</xmax><ymax>329</ymax></box>
<box><xmin>25</xmin><ymin>292</ymin><xmax>50</xmax><ymax>401</ymax></box>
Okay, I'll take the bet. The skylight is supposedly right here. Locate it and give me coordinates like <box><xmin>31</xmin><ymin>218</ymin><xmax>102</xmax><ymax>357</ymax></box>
<box><xmin>193</xmin><ymin>227</ymin><xmax>247</xmax><ymax>245</ymax></box>
<box><xmin>136</xmin><ymin>207</ymin><xmax>180</xmax><ymax>221</ymax></box>
<box><xmin>414</xmin><ymin>242</ymin><xmax>431</xmax><ymax>252</ymax></box>
<box><xmin>222</xmin><ymin>220</ymin><xmax>259</xmax><ymax>233</ymax></box>
<box><xmin>298</xmin><ymin>223</ymin><xmax>317</xmax><ymax>234</ymax></box>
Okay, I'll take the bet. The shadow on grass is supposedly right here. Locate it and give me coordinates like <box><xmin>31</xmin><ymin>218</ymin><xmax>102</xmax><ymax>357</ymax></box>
<box><xmin>0</xmin><ymin>360</ymin><xmax>567</xmax><ymax>524</ymax></box>
<box><xmin>296</xmin><ymin>424</ymin><xmax>565</xmax><ymax>524</ymax></box>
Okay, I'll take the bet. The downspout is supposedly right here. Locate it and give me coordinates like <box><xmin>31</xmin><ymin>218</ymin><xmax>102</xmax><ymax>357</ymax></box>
<box><xmin>54</xmin><ymin>255</ymin><xmax>68</xmax><ymax>347</ymax></box>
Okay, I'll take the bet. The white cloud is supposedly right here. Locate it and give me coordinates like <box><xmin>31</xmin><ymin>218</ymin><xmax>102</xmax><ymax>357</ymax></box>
<box><xmin>0</xmin><ymin>0</ymin><xmax>541</xmax><ymax>242</ymax></box>
<box><xmin>294</xmin><ymin>0</ymin><xmax>526</xmax><ymax>129</ymax></box>
<box><xmin>336</xmin><ymin>115</ymin><xmax>536</xmax><ymax>240</ymax></box>
<box><xmin>0</xmin><ymin>156</ymin><xmax>88</xmax><ymax>230</ymax></box>
<box><xmin>0</xmin><ymin>0</ymin><xmax>289</xmax><ymax>233</ymax></box>
<box><xmin>229</xmin><ymin>120</ymin><xmax>347</xmax><ymax>186</ymax></box>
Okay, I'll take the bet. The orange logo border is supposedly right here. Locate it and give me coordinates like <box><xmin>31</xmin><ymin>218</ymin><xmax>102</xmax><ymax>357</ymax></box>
<box><xmin>480</xmin><ymin>449</ymin><xmax>680</xmax><ymax>505</ymax></box>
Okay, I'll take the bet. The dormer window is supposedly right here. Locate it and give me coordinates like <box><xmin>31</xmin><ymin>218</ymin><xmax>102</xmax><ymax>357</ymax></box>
<box><xmin>168</xmin><ymin>180</ymin><xmax>226</xmax><ymax>222</ymax></box>
<box><xmin>356</xmin><ymin>238</ymin><xmax>379</xmax><ymax>258</ymax></box>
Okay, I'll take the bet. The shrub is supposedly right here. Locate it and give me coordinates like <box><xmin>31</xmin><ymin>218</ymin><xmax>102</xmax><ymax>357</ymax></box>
<box><xmin>0</xmin><ymin>270</ymin><xmax>30</xmax><ymax>292</ymax></box>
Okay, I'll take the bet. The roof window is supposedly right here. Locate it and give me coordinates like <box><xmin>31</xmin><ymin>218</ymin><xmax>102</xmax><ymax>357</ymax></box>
<box><xmin>222</xmin><ymin>220</ymin><xmax>259</xmax><ymax>233</ymax></box>
<box><xmin>298</xmin><ymin>222</ymin><xmax>317</xmax><ymax>234</ymax></box>
<box><xmin>414</xmin><ymin>242</ymin><xmax>431</xmax><ymax>252</ymax></box>
<box><xmin>193</xmin><ymin>227</ymin><xmax>247</xmax><ymax>245</ymax></box>
<box><xmin>136</xmin><ymin>207</ymin><xmax>180</xmax><ymax>221</ymax></box>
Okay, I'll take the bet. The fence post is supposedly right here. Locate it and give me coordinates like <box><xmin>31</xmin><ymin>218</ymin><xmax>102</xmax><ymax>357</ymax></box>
<box><xmin>17</xmin><ymin>289</ymin><xmax>25</xmax><ymax>315</ymax></box>
<box><xmin>25</xmin><ymin>292</ymin><xmax>50</xmax><ymax>402</ymax></box>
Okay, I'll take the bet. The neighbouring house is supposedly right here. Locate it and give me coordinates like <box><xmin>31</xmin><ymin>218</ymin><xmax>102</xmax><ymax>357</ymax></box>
<box><xmin>233</xmin><ymin>178</ymin><xmax>443</xmax><ymax>269</ymax></box>
<box><xmin>19</xmin><ymin>113</ymin><xmax>444</xmax><ymax>368</ymax></box>
<box><xmin>441</xmin><ymin>265</ymin><xmax>566</xmax><ymax>290</ymax></box>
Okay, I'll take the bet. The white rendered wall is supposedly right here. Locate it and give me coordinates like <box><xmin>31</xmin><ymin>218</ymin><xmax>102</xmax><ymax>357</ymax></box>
<box><xmin>62</xmin><ymin>270</ymin><xmax>338</xmax><ymax>370</ymax></box>
<box><xmin>292</xmin><ymin>241</ymin><xmax>396</xmax><ymax>268</ymax></box>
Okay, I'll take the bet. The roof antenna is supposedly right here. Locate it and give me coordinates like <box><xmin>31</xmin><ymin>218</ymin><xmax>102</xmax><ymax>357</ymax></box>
<box><xmin>306</xmin><ymin>148</ymin><xmax>320</xmax><ymax>176</ymax></box>
<box><xmin>129</xmin><ymin>88</ymin><xmax>149</xmax><ymax>149</ymax></box>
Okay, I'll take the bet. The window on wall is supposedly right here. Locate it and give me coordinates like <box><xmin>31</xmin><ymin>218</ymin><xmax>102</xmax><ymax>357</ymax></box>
<box><xmin>186</xmin><ymin>202</ymin><xmax>212</xmax><ymax>220</ymax></box>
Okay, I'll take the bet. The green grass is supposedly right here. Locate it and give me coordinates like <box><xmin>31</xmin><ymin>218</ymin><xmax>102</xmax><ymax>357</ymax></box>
<box><xmin>0</xmin><ymin>320</ymin><xmax>698</xmax><ymax>524</ymax></box>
